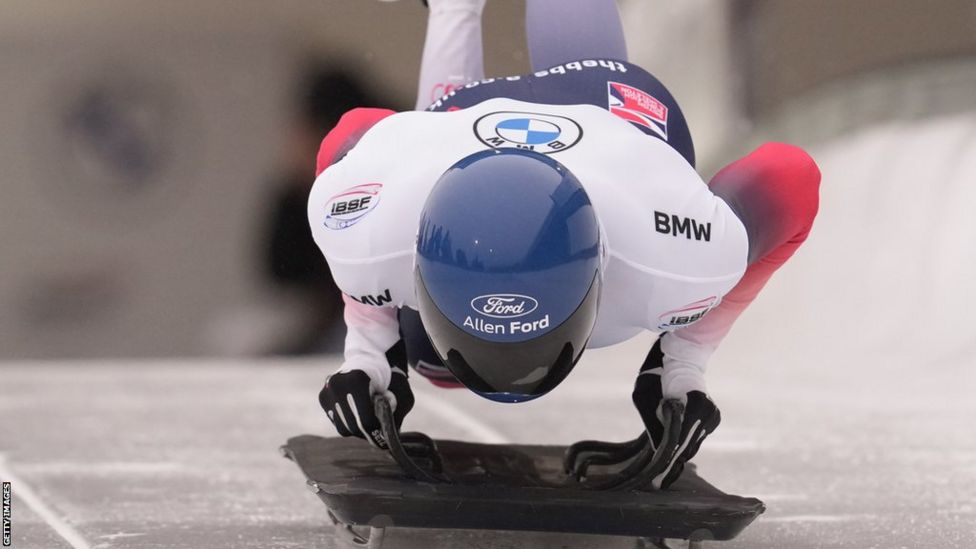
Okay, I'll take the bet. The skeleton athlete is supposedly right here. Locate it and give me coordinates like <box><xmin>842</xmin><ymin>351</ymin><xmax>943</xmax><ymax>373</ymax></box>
<box><xmin>310</xmin><ymin>0</ymin><xmax>820</xmax><ymax>487</ymax></box>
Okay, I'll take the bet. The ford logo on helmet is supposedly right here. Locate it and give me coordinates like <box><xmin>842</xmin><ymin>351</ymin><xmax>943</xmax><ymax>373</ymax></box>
<box><xmin>471</xmin><ymin>294</ymin><xmax>539</xmax><ymax>319</ymax></box>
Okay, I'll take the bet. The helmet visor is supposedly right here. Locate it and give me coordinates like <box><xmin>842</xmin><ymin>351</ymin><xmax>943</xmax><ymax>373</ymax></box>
<box><xmin>415</xmin><ymin>268</ymin><xmax>600</xmax><ymax>403</ymax></box>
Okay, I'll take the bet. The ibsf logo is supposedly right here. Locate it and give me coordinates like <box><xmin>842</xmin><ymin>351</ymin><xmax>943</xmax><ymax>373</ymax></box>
<box><xmin>657</xmin><ymin>297</ymin><xmax>717</xmax><ymax>330</ymax></box>
<box><xmin>324</xmin><ymin>183</ymin><xmax>382</xmax><ymax>230</ymax></box>
<box><xmin>471</xmin><ymin>294</ymin><xmax>539</xmax><ymax>319</ymax></box>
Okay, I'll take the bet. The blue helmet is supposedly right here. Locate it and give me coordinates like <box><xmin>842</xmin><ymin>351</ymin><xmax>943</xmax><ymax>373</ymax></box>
<box><xmin>415</xmin><ymin>148</ymin><xmax>601</xmax><ymax>403</ymax></box>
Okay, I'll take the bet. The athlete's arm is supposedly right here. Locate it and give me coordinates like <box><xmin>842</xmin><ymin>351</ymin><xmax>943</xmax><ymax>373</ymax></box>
<box><xmin>319</xmin><ymin>295</ymin><xmax>415</xmax><ymax>447</ymax></box>
<box><xmin>313</xmin><ymin>105</ymin><xmax>399</xmax><ymax>373</ymax></box>
<box><xmin>339</xmin><ymin>295</ymin><xmax>400</xmax><ymax>387</ymax></box>
<box><xmin>659</xmin><ymin>142</ymin><xmax>821</xmax><ymax>397</ymax></box>
<box><xmin>316</xmin><ymin>108</ymin><xmax>396</xmax><ymax>176</ymax></box>
<box><xmin>312</xmin><ymin>107</ymin><xmax>412</xmax><ymax>444</ymax></box>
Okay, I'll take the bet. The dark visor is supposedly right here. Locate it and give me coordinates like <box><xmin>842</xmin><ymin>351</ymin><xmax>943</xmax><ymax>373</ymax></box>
<box><xmin>415</xmin><ymin>269</ymin><xmax>600</xmax><ymax>402</ymax></box>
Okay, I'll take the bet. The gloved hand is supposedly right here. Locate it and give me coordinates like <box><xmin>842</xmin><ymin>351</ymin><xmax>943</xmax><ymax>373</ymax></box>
<box><xmin>319</xmin><ymin>363</ymin><xmax>414</xmax><ymax>449</ymax></box>
<box><xmin>632</xmin><ymin>336</ymin><xmax>721</xmax><ymax>488</ymax></box>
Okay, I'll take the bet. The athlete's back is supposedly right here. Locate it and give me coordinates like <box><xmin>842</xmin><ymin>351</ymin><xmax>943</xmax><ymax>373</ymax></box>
<box><xmin>308</xmin><ymin>97</ymin><xmax>748</xmax><ymax>348</ymax></box>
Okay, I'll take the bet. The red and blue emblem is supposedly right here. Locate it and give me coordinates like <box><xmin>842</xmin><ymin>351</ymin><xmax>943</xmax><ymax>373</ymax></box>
<box><xmin>607</xmin><ymin>81</ymin><xmax>669</xmax><ymax>140</ymax></box>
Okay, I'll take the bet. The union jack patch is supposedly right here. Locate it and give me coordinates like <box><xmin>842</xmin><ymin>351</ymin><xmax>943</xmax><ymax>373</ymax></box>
<box><xmin>608</xmin><ymin>81</ymin><xmax>669</xmax><ymax>140</ymax></box>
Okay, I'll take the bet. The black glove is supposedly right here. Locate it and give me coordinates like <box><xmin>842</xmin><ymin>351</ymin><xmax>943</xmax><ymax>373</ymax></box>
<box><xmin>632</xmin><ymin>336</ymin><xmax>721</xmax><ymax>488</ymax></box>
<box><xmin>319</xmin><ymin>346</ymin><xmax>415</xmax><ymax>448</ymax></box>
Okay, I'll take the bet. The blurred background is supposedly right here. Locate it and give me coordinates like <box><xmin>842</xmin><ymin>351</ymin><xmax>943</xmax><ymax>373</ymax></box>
<box><xmin>2</xmin><ymin>0</ymin><xmax>975</xmax><ymax>360</ymax></box>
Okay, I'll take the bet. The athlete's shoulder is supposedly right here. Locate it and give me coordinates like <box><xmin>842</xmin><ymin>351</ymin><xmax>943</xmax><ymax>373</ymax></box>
<box><xmin>307</xmin><ymin>106</ymin><xmax>501</xmax><ymax>308</ymax></box>
<box><xmin>316</xmin><ymin>107</ymin><xmax>397</xmax><ymax>177</ymax></box>
<box><xmin>597</xmin><ymin>175</ymin><xmax>748</xmax><ymax>281</ymax></box>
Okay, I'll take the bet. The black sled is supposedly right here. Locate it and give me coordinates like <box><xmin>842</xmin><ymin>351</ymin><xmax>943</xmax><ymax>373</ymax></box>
<box><xmin>281</xmin><ymin>396</ymin><xmax>764</xmax><ymax>548</ymax></box>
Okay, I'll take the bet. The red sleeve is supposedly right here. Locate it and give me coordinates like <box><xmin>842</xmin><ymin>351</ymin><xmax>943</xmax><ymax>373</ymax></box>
<box><xmin>316</xmin><ymin>107</ymin><xmax>397</xmax><ymax>177</ymax></box>
<box><xmin>711</xmin><ymin>142</ymin><xmax>821</xmax><ymax>265</ymax></box>
<box><xmin>673</xmin><ymin>142</ymin><xmax>821</xmax><ymax>349</ymax></box>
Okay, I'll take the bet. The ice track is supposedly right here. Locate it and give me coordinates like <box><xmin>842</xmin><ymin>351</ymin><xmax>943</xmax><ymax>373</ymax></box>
<box><xmin>3</xmin><ymin>116</ymin><xmax>976</xmax><ymax>548</ymax></box>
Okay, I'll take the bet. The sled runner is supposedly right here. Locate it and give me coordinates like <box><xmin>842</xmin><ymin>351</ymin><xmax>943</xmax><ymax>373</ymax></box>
<box><xmin>281</xmin><ymin>396</ymin><xmax>764</xmax><ymax>548</ymax></box>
